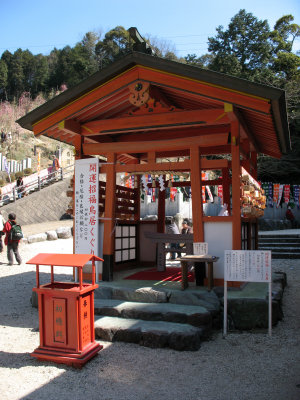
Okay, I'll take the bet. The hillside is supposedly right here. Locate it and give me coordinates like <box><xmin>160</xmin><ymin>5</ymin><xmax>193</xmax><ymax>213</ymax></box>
<box><xmin>0</xmin><ymin>94</ymin><xmax>73</xmax><ymax>182</ymax></box>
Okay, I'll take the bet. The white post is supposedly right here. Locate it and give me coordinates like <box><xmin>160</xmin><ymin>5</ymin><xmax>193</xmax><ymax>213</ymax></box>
<box><xmin>268</xmin><ymin>281</ymin><xmax>272</xmax><ymax>337</ymax></box>
<box><xmin>223</xmin><ymin>280</ymin><xmax>228</xmax><ymax>336</ymax></box>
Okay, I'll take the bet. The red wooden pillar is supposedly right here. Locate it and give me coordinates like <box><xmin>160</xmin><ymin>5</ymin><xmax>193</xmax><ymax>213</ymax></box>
<box><xmin>102</xmin><ymin>153</ymin><xmax>116</xmax><ymax>281</ymax></box>
<box><xmin>190</xmin><ymin>146</ymin><xmax>204</xmax><ymax>242</ymax></box>
<box><xmin>231</xmin><ymin>121</ymin><xmax>241</xmax><ymax>250</ymax></box>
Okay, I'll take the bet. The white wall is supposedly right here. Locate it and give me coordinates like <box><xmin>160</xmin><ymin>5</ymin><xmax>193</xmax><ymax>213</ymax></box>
<box><xmin>204</xmin><ymin>221</ymin><xmax>232</xmax><ymax>279</ymax></box>
<box><xmin>139</xmin><ymin>222</ymin><xmax>157</xmax><ymax>263</ymax></box>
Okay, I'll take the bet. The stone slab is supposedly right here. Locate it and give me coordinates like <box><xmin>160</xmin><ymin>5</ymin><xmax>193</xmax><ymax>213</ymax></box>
<box><xmin>94</xmin><ymin>315</ymin><xmax>204</xmax><ymax>351</ymax></box>
<box><xmin>94</xmin><ymin>298</ymin><xmax>212</xmax><ymax>329</ymax></box>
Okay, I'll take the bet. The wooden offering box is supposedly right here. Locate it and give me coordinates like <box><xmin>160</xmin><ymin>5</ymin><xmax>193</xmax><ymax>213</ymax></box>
<box><xmin>27</xmin><ymin>253</ymin><xmax>103</xmax><ymax>368</ymax></box>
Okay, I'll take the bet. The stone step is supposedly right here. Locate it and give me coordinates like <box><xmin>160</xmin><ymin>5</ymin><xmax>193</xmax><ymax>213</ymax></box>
<box><xmin>94</xmin><ymin>315</ymin><xmax>204</xmax><ymax>351</ymax></box>
<box><xmin>95</xmin><ymin>284</ymin><xmax>220</xmax><ymax>315</ymax></box>
<box><xmin>271</xmin><ymin>252</ymin><xmax>300</xmax><ymax>259</ymax></box>
<box><xmin>94</xmin><ymin>298</ymin><xmax>212</xmax><ymax>330</ymax></box>
<box><xmin>258</xmin><ymin>246</ymin><xmax>300</xmax><ymax>253</ymax></box>
<box><xmin>259</xmin><ymin>239</ymin><xmax>300</xmax><ymax>245</ymax></box>
<box><xmin>258</xmin><ymin>234</ymin><xmax>300</xmax><ymax>239</ymax></box>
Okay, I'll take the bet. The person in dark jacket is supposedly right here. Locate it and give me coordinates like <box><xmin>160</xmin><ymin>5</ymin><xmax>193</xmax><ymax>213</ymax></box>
<box><xmin>181</xmin><ymin>219</ymin><xmax>193</xmax><ymax>234</ymax></box>
<box><xmin>3</xmin><ymin>213</ymin><xmax>22</xmax><ymax>265</ymax></box>
<box><xmin>165</xmin><ymin>217</ymin><xmax>180</xmax><ymax>260</ymax></box>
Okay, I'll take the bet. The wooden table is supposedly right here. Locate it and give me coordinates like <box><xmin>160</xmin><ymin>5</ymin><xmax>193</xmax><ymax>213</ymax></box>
<box><xmin>178</xmin><ymin>255</ymin><xmax>219</xmax><ymax>291</ymax></box>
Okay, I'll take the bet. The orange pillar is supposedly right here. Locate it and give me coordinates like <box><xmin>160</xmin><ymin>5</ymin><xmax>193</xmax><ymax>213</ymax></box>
<box><xmin>102</xmin><ymin>153</ymin><xmax>116</xmax><ymax>281</ymax></box>
<box><xmin>190</xmin><ymin>146</ymin><xmax>204</xmax><ymax>242</ymax></box>
<box><xmin>231</xmin><ymin>121</ymin><xmax>241</xmax><ymax>250</ymax></box>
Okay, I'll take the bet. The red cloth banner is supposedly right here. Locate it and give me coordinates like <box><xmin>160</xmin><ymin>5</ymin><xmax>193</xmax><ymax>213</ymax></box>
<box><xmin>273</xmin><ymin>184</ymin><xmax>279</xmax><ymax>204</ymax></box>
<box><xmin>284</xmin><ymin>185</ymin><xmax>290</xmax><ymax>203</ymax></box>
<box><xmin>218</xmin><ymin>185</ymin><xmax>223</xmax><ymax>201</ymax></box>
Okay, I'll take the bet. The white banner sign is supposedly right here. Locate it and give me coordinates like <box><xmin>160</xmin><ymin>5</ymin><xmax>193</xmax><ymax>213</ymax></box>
<box><xmin>74</xmin><ymin>158</ymin><xmax>100</xmax><ymax>261</ymax></box>
<box><xmin>193</xmin><ymin>242</ymin><xmax>208</xmax><ymax>256</ymax></box>
<box><xmin>225</xmin><ymin>250</ymin><xmax>271</xmax><ymax>282</ymax></box>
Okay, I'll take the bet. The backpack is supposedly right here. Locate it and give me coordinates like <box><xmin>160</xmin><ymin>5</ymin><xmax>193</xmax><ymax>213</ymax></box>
<box><xmin>9</xmin><ymin>222</ymin><xmax>23</xmax><ymax>241</ymax></box>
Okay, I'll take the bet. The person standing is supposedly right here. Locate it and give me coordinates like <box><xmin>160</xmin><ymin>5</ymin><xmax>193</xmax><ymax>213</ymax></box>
<box><xmin>16</xmin><ymin>176</ymin><xmax>24</xmax><ymax>199</ymax></box>
<box><xmin>52</xmin><ymin>155</ymin><xmax>60</xmax><ymax>180</ymax></box>
<box><xmin>181</xmin><ymin>219</ymin><xmax>193</xmax><ymax>235</ymax></box>
<box><xmin>0</xmin><ymin>211</ymin><xmax>5</xmax><ymax>252</ymax></box>
<box><xmin>3</xmin><ymin>213</ymin><xmax>22</xmax><ymax>265</ymax></box>
<box><xmin>165</xmin><ymin>217</ymin><xmax>180</xmax><ymax>260</ymax></box>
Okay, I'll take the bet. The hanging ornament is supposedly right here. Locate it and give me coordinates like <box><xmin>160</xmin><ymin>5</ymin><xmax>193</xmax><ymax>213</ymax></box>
<box><xmin>158</xmin><ymin>175</ymin><xmax>165</xmax><ymax>191</ymax></box>
<box><xmin>168</xmin><ymin>179</ymin><xmax>172</xmax><ymax>188</ymax></box>
<box><xmin>141</xmin><ymin>175</ymin><xmax>147</xmax><ymax>192</ymax></box>
<box><xmin>152</xmin><ymin>175</ymin><xmax>156</xmax><ymax>188</ymax></box>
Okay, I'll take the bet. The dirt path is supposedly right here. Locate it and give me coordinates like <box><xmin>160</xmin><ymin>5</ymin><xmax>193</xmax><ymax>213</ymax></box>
<box><xmin>0</xmin><ymin>237</ymin><xmax>299</xmax><ymax>400</ymax></box>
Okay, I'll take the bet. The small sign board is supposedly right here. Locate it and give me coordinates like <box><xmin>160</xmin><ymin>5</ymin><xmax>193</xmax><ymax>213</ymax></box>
<box><xmin>225</xmin><ymin>250</ymin><xmax>271</xmax><ymax>282</ymax></box>
<box><xmin>193</xmin><ymin>242</ymin><xmax>208</xmax><ymax>256</ymax></box>
<box><xmin>223</xmin><ymin>250</ymin><xmax>272</xmax><ymax>337</ymax></box>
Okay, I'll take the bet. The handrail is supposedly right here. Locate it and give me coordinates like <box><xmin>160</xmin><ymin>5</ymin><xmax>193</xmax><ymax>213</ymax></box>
<box><xmin>0</xmin><ymin>164</ymin><xmax>74</xmax><ymax>206</ymax></box>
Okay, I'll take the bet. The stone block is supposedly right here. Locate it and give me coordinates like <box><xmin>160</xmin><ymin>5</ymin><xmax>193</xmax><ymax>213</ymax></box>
<box><xmin>112</xmin><ymin>286</ymin><xmax>168</xmax><ymax>303</ymax></box>
<box><xmin>27</xmin><ymin>233</ymin><xmax>47</xmax><ymax>243</ymax></box>
<box><xmin>46</xmin><ymin>230</ymin><xmax>58</xmax><ymax>240</ymax></box>
<box><xmin>56</xmin><ymin>226</ymin><xmax>72</xmax><ymax>239</ymax></box>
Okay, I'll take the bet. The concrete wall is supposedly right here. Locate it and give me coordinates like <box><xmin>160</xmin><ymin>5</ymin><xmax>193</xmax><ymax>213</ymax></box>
<box><xmin>1</xmin><ymin>178</ymin><xmax>71</xmax><ymax>225</ymax></box>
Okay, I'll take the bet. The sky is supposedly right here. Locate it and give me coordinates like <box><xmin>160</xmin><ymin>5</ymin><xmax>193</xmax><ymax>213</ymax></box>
<box><xmin>1</xmin><ymin>0</ymin><xmax>299</xmax><ymax>57</ymax></box>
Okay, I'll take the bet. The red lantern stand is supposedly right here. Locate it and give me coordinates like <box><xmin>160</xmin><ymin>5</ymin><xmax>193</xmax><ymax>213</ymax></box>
<box><xmin>27</xmin><ymin>253</ymin><xmax>103</xmax><ymax>367</ymax></box>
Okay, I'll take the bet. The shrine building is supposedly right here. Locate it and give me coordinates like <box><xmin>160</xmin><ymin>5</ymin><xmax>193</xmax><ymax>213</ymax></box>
<box><xmin>17</xmin><ymin>51</ymin><xmax>290</xmax><ymax>284</ymax></box>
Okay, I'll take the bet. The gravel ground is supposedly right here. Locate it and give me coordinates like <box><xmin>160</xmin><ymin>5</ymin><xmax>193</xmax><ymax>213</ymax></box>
<box><xmin>0</xmin><ymin>235</ymin><xmax>300</xmax><ymax>400</ymax></box>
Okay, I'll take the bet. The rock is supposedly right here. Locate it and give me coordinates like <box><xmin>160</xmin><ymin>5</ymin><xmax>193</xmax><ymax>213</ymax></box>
<box><xmin>56</xmin><ymin>227</ymin><xmax>72</xmax><ymax>239</ymax></box>
<box><xmin>27</xmin><ymin>233</ymin><xmax>47</xmax><ymax>243</ymax></box>
<box><xmin>60</xmin><ymin>213</ymin><xmax>73</xmax><ymax>220</ymax></box>
<box><xmin>46</xmin><ymin>230</ymin><xmax>58</xmax><ymax>240</ymax></box>
<box><xmin>111</xmin><ymin>286</ymin><xmax>168</xmax><ymax>303</ymax></box>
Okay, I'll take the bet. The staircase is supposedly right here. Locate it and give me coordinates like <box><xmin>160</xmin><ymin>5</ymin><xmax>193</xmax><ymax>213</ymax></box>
<box><xmin>93</xmin><ymin>282</ymin><xmax>220</xmax><ymax>351</ymax></box>
<box><xmin>258</xmin><ymin>233</ymin><xmax>300</xmax><ymax>259</ymax></box>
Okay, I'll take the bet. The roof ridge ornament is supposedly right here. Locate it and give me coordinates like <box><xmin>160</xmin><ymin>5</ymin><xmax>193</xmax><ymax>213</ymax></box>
<box><xmin>128</xmin><ymin>27</ymin><xmax>156</xmax><ymax>55</ymax></box>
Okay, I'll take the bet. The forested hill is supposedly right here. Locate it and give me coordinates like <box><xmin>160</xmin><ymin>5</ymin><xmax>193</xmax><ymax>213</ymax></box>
<box><xmin>0</xmin><ymin>10</ymin><xmax>299</xmax><ymax>182</ymax></box>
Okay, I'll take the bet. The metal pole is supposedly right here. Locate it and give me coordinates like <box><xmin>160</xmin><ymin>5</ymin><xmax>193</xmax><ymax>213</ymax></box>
<box><xmin>38</xmin><ymin>176</ymin><xmax>41</xmax><ymax>191</ymax></box>
<box><xmin>223</xmin><ymin>280</ymin><xmax>228</xmax><ymax>336</ymax></box>
<box><xmin>268</xmin><ymin>281</ymin><xmax>272</xmax><ymax>337</ymax></box>
<box><xmin>13</xmin><ymin>187</ymin><xmax>16</xmax><ymax>202</ymax></box>
<box><xmin>60</xmin><ymin>167</ymin><xmax>63</xmax><ymax>181</ymax></box>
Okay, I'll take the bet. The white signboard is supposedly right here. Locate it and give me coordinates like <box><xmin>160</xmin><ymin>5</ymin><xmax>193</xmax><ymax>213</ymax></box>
<box><xmin>74</xmin><ymin>158</ymin><xmax>100</xmax><ymax>280</ymax></box>
<box><xmin>193</xmin><ymin>242</ymin><xmax>208</xmax><ymax>256</ymax></box>
<box><xmin>224</xmin><ymin>250</ymin><xmax>271</xmax><ymax>282</ymax></box>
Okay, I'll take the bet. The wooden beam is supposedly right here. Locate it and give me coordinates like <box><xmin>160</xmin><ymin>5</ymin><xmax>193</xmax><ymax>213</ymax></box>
<box><xmin>231</xmin><ymin>120</ymin><xmax>241</xmax><ymax>250</ymax></box>
<box><xmin>114</xmin><ymin>124</ymin><xmax>230</xmax><ymax>143</ymax></box>
<box><xmin>32</xmin><ymin>67</ymin><xmax>139</xmax><ymax>136</ymax></box>
<box><xmin>83</xmin><ymin>133</ymin><xmax>229</xmax><ymax>155</ymax></box>
<box><xmin>137</xmin><ymin>66</ymin><xmax>271</xmax><ymax>114</ymax></box>
<box><xmin>81</xmin><ymin>109</ymin><xmax>228</xmax><ymax>135</ymax></box>
<box><xmin>58</xmin><ymin>119</ymin><xmax>81</xmax><ymax>135</ymax></box>
<box><xmin>233</xmin><ymin>107</ymin><xmax>260</xmax><ymax>152</ymax></box>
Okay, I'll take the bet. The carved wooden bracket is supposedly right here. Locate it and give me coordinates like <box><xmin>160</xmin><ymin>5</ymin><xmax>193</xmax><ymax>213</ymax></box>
<box><xmin>128</xmin><ymin>81</ymin><xmax>150</xmax><ymax>107</ymax></box>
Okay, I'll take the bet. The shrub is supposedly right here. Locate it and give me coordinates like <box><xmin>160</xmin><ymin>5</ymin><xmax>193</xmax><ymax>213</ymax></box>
<box><xmin>6</xmin><ymin>173</ymin><xmax>15</xmax><ymax>182</ymax></box>
<box><xmin>23</xmin><ymin>168</ymin><xmax>33</xmax><ymax>176</ymax></box>
<box><xmin>15</xmin><ymin>171</ymin><xmax>24</xmax><ymax>179</ymax></box>
<box><xmin>0</xmin><ymin>179</ymin><xmax>4</xmax><ymax>187</ymax></box>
